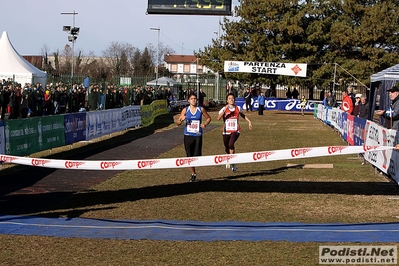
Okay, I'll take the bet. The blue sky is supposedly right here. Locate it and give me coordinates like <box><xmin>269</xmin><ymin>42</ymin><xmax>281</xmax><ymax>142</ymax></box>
<box><xmin>2</xmin><ymin>0</ymin><xmax>239</xmax><ymax>57</ymax></box>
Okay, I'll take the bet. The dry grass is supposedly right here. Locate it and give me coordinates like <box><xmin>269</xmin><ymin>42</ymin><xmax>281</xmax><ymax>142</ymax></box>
<box><xmin>1</xmin><ymin>110</ymin><xmax>398</xmax><ymax>266</ymax></box>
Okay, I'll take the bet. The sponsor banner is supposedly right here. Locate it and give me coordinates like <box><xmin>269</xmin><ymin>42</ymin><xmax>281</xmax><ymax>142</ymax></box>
<box><xmin>235</xmin><ymin>97</ymin><xmax>277</xmax><ymax>111</ymax></box>
<box><xmin>336</xmin><ymin>109</ymin><xmax>345</xmax><ymax>136</ymax></box>
<box><xmin>140</xmin><ymin>100</ymin><xmax>169</xmax><ymax>126</ymax></box>
<box><xmin>0</xmin><ymin>145</ymin><xmax>391</xmax><ymax>170</ymax></box>
<box><xmin>316</xmin><ymin>103</ymin><xmax>324</xmax><ymax>122</ymax></box>
<box><xmin>152</xmin><ymin>99</ymin><xmax>169</xmax><ymax>118</ymax></box>
<box><xmin>325</xmin><ymin>106</ymin><xmax>332</xmax><ymax>125</ymax></box>
<box><xmin>224</xmin><ymin>61</ymin><xmax>307</xmax><ymax>77</ymax></box>
<box><xmin>309</xmin><ymin>105</ymin><xmax>399</xmax><ymax>183</ymax></box>
<box><xmin>64</xmin><ymin>113</ymin><xmax>87</xmax><ymax>145</ymax></box>
<box><xmin>363</xmin><ymin>121</ymin><xmax>390</xmax><ymax>173</ymax></box>
<box><xmin>86</xmin><ymin>107</ymin><xmax>141</xmax><ymax>141</ymax></box>
<box><xmin>235</xmin><ymin>98</ymin><xmax>319</xmax><ymax>112</ymax></box>
<box><xmin>120</xmin><ymin>105</ymin><xmax>141</xmax><ymax>129</ymax></box>
<box><xmin>140</xmin><ymin>100</ymin><xmax>168</xmax><ymax>127</ymax></box>
<box><xmin>170</xmin><ymin>100</ymin><xmax>189</xmax><ymax>109</ymax></box>
<box><xmin>346</xmin><ymin>114</ymin><xmax>355</xmax><ymax>146</ymax></box>
<box><xmin>353</xmin><ymin>116</ymin><xmax>367</xmax><ymax>146</ymax></box>
<box><xmin>330</xmin><ymin>108</ymin><xmax>338</xmax><ymax>129</ymax></box>
<box><xmin>4</xmin><ymin>116</ymin><xmax>65</xmax><ymax>156</ymax></box>
<box><xmin>86</xmin><ymin>111</ymin><xmax>101</xmax><ymax>140</ymax></box>
<box><xmin>140</xmin><ymin>105</ymin><xmax>155</xmax><ymax>127</ymax></box>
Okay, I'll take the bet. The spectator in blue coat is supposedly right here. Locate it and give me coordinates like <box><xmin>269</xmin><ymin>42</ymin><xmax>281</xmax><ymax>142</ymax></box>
<box><xmin>257</xmin><ymin>91</ymin><xmax>265</xmax><ymax>115</ymax></box>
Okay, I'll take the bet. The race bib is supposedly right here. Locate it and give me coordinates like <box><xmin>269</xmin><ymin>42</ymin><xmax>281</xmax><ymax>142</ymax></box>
<box><xmin>225</xmin><ymin>118</ymin><xmax>238</xmax><ymax>131</ymax></box>
<box><xmin>187</xmin><ymin>120</ymin><xmax>200</xmax><ymax>133</ymax></box>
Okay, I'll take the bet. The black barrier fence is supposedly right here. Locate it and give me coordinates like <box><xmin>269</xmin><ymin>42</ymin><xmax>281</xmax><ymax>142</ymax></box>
<box><xmin>5</xmin><ymin>73</ymin><xmax>368</xmax><ymax>107</ymax></box>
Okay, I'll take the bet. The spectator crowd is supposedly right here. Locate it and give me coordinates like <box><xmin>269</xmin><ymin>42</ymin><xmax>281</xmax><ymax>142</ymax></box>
<box><xmin>0</xmin><ymin>78</ymin><xmax>174</xmax><ymax>120</ymax></box>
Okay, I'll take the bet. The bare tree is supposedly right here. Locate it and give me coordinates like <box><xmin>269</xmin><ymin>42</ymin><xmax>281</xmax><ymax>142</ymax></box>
<box><xmin>102</xmin><ymin>42</ymin><xmax>137</xmax><ymax>77</ymax></box>
<box><xmin>41</xmin><ymin>44</ymin><xmax>54</xmax><ymax>74</ymax></box>
<box><xmin>146</xmin><ymin>42</ymin><xmax>176</xmax><ymax>69</ymax></box>
<box><xmin>60</xmin><ymin>44</ymin><xmax>72</xmax><ymax>74</ymax></box>
<box><xmin>52</xmin><ymin>50</ymin><xmax>60</xmax><ymax>75</ymax></box>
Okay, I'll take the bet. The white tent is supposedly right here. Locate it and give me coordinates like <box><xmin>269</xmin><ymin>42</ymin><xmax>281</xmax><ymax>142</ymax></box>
<box><xmin>146</xmin><ymin>76</ymin><xmax>180</xmax><ymax>86</ymax></box>
<box><xmin>0</xmin><ymin>31</ymin><xmax>47</xmax><ymax>85</ymax></box>
<box><xmin>370</xmin><ymin>64</ymin><xmax>399</xmax><ymax>82</ymax></box>
<box><xmin>369</xmin><ymin>64</ymin><xmax>399</xmax><ymax>122</ymax></box>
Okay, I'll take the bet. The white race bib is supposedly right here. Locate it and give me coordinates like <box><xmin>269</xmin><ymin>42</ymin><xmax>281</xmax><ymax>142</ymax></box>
<box><xmin>187</xmin><ymin>120</ymin><xmax>200</xmax><ymax>133</ymax></box>
<box><xmin>225</xmin><ymin>118</ymin><xmax>238</xmax><ymax>131</ymax></box>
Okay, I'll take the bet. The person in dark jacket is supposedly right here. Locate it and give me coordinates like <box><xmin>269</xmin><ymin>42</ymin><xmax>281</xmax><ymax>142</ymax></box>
<box><xmin>376</xmin><ymin>86</ymin><xmax>399</xmax><ymax>129</ymax></box>
<box><xmin>198</xmin><ymin>88</ymin><xmax>206</xmax><ymax>107</ymax></box>
<box><xmin>1</xmin><ymin>86</ymin><xmax>11</xmax><ymax>119</ymax></box>
<box><xmin>243</xmin><ymin>88</ymin><xmax>252</xmax><ymax>112</ymax></box>
<box><xmin>357</xmin><ymin>95</ymin><xmax>369</xmax><ymax>119</ymax></box>
<box><xmin>325</xmin><ymin>91</ymin><xmax>337</xmax><ymax>107</ymax></box>
<box><xmin>88</xmin><ymin>86</ymin><xmax>98</xmax><ymax>111</ymax></box>
<box><xmin>20</xmin><ymin>87</ymin><xmax>30</xmax><ymax>118</ymax></box>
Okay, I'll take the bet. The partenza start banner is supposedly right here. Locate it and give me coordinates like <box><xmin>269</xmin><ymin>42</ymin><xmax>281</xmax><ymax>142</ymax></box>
<box><xmin>224</xmin><ymin>61</ymin><xmax>307</xmax><ymax>77</ymax></box>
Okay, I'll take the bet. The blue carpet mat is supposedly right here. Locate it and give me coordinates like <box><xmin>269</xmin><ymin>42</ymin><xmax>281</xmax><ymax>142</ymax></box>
<box><xmin>0</xmin><ymin>215</ymin><xmax>398</xmax><ymax>242</ymax></box>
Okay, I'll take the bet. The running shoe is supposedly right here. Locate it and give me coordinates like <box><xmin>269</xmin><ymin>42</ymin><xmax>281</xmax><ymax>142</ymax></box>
<box><xmin>226</xmin><ymin>164</ymin><xmax>230</xmax><ymax>169</ymax></box>
<box><xmin>189</xmin><ymin>174</ymin><xmax>196</xmax><ymax>182</ymax></box>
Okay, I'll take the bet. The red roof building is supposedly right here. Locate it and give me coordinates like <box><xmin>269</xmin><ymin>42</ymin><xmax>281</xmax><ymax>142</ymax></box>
<box><xmin>163</xmin><ymin>54</ymin><xmax>212</xmax><ymax>75</ymax></box>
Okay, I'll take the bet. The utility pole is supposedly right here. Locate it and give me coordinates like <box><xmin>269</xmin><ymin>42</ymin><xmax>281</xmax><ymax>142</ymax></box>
<box><xmin>61</xmin><ymin>10</ymin><xmax>79</xmax><ymax>89</ymax></box>
<box><xmin>150</xmin><ymin>27</ymin><xmax>160</xmax><ymax>89</ymax></box>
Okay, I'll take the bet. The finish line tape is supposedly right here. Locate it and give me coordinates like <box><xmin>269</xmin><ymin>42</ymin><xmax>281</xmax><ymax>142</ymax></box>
<box><xmin>0</xmin><ymin>146</ymin><xmax>393</xmax><ymax>171</ymax></box>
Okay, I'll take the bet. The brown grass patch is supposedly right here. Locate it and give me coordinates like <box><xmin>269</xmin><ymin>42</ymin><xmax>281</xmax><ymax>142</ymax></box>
<box><xmin>1</xmin><ymin>110</ymin><xmax>398</xmax><ymax>265</ymax></box>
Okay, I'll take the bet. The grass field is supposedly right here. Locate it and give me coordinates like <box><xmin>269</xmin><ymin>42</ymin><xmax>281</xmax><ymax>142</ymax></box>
<box><xmin>1</xmin><ymin>109</ymin><xmax>398</xmax><ymax>266</ymax></box>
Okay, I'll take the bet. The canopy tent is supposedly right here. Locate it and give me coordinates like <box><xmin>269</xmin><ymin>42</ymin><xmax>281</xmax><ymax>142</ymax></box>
<box><xmin>0</xmin><ymin>31</ymin><xmax>47</xmax><ymax>86</ymax></box>
<box><xmin>146</xmin><ymin>76</ymin><xmax>180</xmax><ymax>87</ymax></box>
<box><xmin>369</xmin><ymin>64</ymin><xmax>399</xmax><ymax>125</ymax></box>
<box><xmin>370</xmin><ymin>64</ymin><xmax>399</xmax><ymax>83</ymax></box>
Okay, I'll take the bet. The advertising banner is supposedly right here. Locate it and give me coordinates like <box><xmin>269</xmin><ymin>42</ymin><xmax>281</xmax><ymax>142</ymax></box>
<box><xmin>152</xmin><ymin>100</ymin><xmax>169</xmax><ymax>118</ymax></box>
<box><xmin>64</xmin><ymin>113</ymin><xmax>87</xmax><ymax>145</ymax></box>
<box><xmin>120</xmin><ymin>106</ymin><xmax>141</xmax><ymax>129</ymax></box>
<box><xmin>353</xmin><ymin>116</ymin><xmax>367</xmax><ymax>146</ymax></box>
<box><xmin>224</xmin><ymin>61</ymin><xmax>307</xmax><ymax>77</ymax></box>
<box><xmin>363</xmin><ymin>121</ymin><xmax>392</xmax><ymax>173</ymax></box>
<box><xmin>140</xmin><ymin>105</ymin><xmax>155</xmax><ymax>127</ymax></box>
<box><xmin>346</xmin><ymin>114</ymin><xmax>355</xmax><ymax>146</ymax></box>
<box><xmin>86</xmin><ymin>107</ymin><xmax>142</xmax><ymax>141</ymax></box>
<box><xmin>4</xmin><ymin>116</ymin><xmax>65</xmax><ymax>156</ymax></box>
<box><xmin>235</xmin><ymin>98</ymin><xmax>317</xmax><ymax>113</ymax></box>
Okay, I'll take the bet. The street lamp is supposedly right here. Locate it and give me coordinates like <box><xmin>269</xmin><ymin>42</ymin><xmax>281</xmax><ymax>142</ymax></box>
<box><xmin>61</xmin><ymin>10</ymin><xmax>79</xmax><ymax>88</ymax></box>
<box><xmin>150</xmin><ymin>27</ymin><xmax>160</xmax><ymax>89</ymax></box>
<box><xmin>214</xmin><ymin>31</ymin><xmax>220</xmax><ymax>102</ymax></box>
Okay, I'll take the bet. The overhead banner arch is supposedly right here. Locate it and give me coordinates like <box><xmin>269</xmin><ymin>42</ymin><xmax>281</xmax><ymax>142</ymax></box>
<box><xmin>224</xmin><ymin>61</ymin><xmax>307</xmax><ymax>77</ymax></box>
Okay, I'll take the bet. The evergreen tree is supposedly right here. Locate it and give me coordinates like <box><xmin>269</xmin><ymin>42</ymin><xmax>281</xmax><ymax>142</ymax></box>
<box><xmin>132</xmin><ymin>50</ymin><xmax>143</xmax><ymax>75</ymax></box>
<box><xmin>139</xmin><ymin>47</ymin><xmax>154</xmax><ymax>76</ymax></box>
<box><xmin>197</xmin><ymin>0</ymin><xmax>399</xmax><ymax>88</ymax></box>
<box><xmin>118</xmin><ymin>51</ymin><xmax>130</xmax><ymax>76</ymax></box>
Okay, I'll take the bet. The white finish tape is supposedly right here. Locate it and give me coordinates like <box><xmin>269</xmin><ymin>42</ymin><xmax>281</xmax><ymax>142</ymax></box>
<box><xmin>0</xmin><ymin>146</ymin><xmax>392</xmax><ymax>171</ymax></box>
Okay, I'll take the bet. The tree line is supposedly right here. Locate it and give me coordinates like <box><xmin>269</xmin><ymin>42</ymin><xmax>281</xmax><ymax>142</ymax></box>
<box><xmin>197</xmin><ymin>0</ymin><xmax>399</xmax><ymax>90</ymax></box>
<box><xmin>40</xmin><ymin>41</ymin><xmax>176</xmax><ymax>81</ymax></box>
